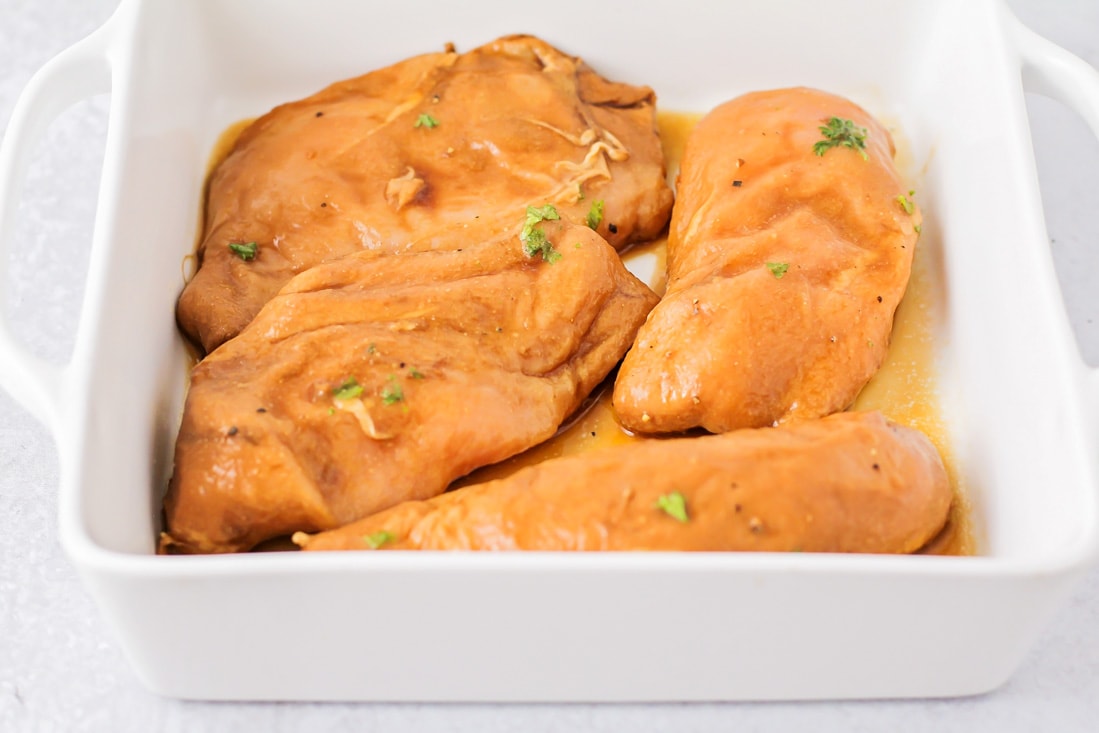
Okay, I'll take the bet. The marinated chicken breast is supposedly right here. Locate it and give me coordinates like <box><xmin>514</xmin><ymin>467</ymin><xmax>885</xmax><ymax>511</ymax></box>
<box><xmin>294</xmin><ymin>411</ymin><xmax>950</xmax><ymax>553</ymax></box>
<box><xmin>178</xmin><ymin>34</ymin><xmax>673</xmax><ymax>354</ymax></box>
<box><xmin>162</xmin><ymin>221</ymin><xmax>658</xmax><ymax>554</ymax></box>
<box><xmin>614</xmin><ymin>88</ymin><xmax>921</xmax><ymax>434</ymax></box>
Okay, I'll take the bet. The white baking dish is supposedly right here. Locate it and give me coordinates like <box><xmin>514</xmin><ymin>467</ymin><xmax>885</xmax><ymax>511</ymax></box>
<box><xmin>1</xmin><ymin>0</ymin><xmax>1098</xmax><ymax>702</ymax></box>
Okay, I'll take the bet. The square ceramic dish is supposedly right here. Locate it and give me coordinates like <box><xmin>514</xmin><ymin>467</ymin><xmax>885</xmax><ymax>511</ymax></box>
<box><xmin>2</xmin><ymin>0</ymin><xmax>1098</xmax><ymax>701</ymax></box>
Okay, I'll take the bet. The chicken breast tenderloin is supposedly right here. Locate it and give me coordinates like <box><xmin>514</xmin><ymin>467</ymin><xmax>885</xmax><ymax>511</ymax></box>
<box><xmin>614</xmin><ymin>88</ymin><xmax>921</xmax><ymax>434</ymax></box>
<box><xmin>178</xmin><ymin>34</ymin><xmax>673</xmax><ymax>354</ymax></box>
<box><xmin>295</xmin><ymin>411</ymin><xmax>950</xmax><ymax>553</ymax></box>
<box><xmin>162</xmin><ymin>222</ymin><xmax>658</xmax><ymax>554</ymax></box>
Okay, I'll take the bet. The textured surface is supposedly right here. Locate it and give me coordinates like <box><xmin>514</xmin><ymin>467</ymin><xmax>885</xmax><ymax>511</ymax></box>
<box><xmin>177</xmin><ymin>34</ymin><xmax>671</xmax><ymax>352</ymax></box>
<box><xmin>298</xmin><ymin>411</ymin><xmax>951</xmax><ymax>553</ymax></box>
<box><xmin>1</xmin><ymin>0</ymin><xmax>1098</xmax><ymax>730</ymax></box>
<box><xmin>614</xmin><ymin>88</ymin><xmax>918</xmax><ymax>433</ymax></box>
<box><xmin>165</xmin><ymin>223</ymin><xmax>657</xmax><ymax>553</ymax></box>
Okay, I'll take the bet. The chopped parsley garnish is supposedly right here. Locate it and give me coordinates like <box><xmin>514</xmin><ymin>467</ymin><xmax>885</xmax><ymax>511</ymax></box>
<box><xmin>409</xmin><ymin>367</ymin><xmax>425</xmax><ymax>379</ymax></box>
<box><xmin>520</xmin><ymin>204</ymin><xmax>562</xmax><ymax>263</ymax></box>
<box><xmin>585</xmin><ymin>200</ymin><xmax>604</xmax><ymax>230</ymax></box>
<box><xmin>813</xmin><ymin>117</ymin><xmax>868</xmax><ymax>160</ymax></box>
<box><xmin>766</xmin><ymin>262</ymin><xmax>789</xmax><ymax>279</ymax></box>
<box><xmin>367</xmin><ymin>343</ymin><xmax>377</xmax><ymax>355</ymax></box>
<box><xmin>914</xmin><ymin>224</ymin><xmax>922</xmax><ymax>234</ymax></box>
<box><xmin>521</xmin><ymin>204</ymin><xmax>560</xmax><ymax>240</ymax></box>
<box><xmin>228</xmin><ymin>241</ymin><xmax>258</xmax><ymax>261</ymax></box>
<box><xmin>522</xmin><ymin>228</ymin><xmax>562</xmax><ymax>263</ymax></box>
<box><xmin>414</xmin><ymin>113</ymin><xmax>439</xmax><ymax>129</ymax></box>
<box><xmin>896</xmin><ymin>194</ymin><xmax>915</xmax><ymax>214</ymax></box>
<box><xmin>654</xmin><ymin>491</ymin><xmax>689</xmax><ymax>523</ymax></box>
<box><xmin>332</xmin><ymin>377</ymin><xmax>363</xmax><ymax>400</ymax></box>
<box><xmin>381</xmin><ymin>375</ymin><xmax>404</xmax><ymax>405</ymax></box>
<box><xmin>364</xmin><ymin>530</ymin><xmax>395</xmax><ymax>549</ymax></box>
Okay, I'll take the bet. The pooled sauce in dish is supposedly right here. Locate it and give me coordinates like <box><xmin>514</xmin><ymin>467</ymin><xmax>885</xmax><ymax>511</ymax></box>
<box><xmin>206</xmin><ymin>111</ymin><xmax>972</xmax><ymax>556</ymax></box>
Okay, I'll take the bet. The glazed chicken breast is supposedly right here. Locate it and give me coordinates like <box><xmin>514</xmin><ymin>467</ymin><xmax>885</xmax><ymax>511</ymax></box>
<box><xmin>162</xmin><ymin>221</ymin><xmax>658</xmax><ymax>554</ymax></box>
<box><xmin>614</xmin><ymin>88</ymin><xmax>921</xmax><ymax>434</ymax></box>
<box><xmin>294</xmin><ymin>411</ymin><xmax>950</xmax><ymax>554</ymax></box>
<box><xmin>178</xmin><ymin>34</ymin><xmax>673</xmax><ymax>353</ymax></box>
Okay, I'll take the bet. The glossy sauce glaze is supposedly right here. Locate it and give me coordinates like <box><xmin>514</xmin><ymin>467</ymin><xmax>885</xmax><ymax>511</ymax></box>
<box><xmin>208</xmin><ymin>110</ymin><xmax>971</xmax><ymax>555</ymax></box>
<box><xmin>457</xmin><ymin>111</ymin><xmax>972</xmax><ymax>555</ymax></box>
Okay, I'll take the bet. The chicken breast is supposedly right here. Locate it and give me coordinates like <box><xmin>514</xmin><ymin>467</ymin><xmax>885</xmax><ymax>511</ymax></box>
<box><xmin>614</xmin><ymin>88</ymin><xmax>921</xmax><ymax>434</ymax></box>
<box><xmin>178</xmin><ymin>34</ymin><xmax>673</xmax><ymax>354</ymax></box>
<box><xmin>294</xmin><ymin>411</ymin><xmax>950</xmax><ymax>553</ymax></box>
<box><xmin>161</xmin><ymin>221</ymin><xmax>658</xmax><ymax>554</ymax></box>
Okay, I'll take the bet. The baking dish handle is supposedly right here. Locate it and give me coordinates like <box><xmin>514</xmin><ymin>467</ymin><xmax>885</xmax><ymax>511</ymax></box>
<box><xmin>1013</xmin><ymin>20</ymin><xmax>1099</xmax><ymax>128</ymax></box>
<box><xmin>1010</xmin><ymin>17</ymin><xmax>1099</xmax><ymax>398</ymax></box>
<box><xmin>0</xmin><ymin>27</ymin><xmax>113</xmax><ymax>428</ymax></box>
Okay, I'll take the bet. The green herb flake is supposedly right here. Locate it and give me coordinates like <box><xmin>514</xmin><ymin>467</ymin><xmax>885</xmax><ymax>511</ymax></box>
<box><xmin>409</xmin><ymin>367</ymin><xmax>425</xmax><ymax>379</ymax></box>
<box><xmin>577</xmin><ymin>184</ymin><xmax>585</xmax><ymax>201</ymax></box>
<box><xmin>521</xmin><ymin>204</ymin><xmax>560</xmax><ymax>240</ymax></box>
<box><xmin>364</xmin><ymin>530</ymin><xmax>395</xmax><ymax>549</ymax></box>
<box><xmin>521</xmin><ymin>223</ymin><xmax>562</xmax><ymax>264</ymax></box>
<box><xmin>381</xmin><ymin>375</ymin><xmax>404</xmax><ymax>405</ymax></box>
<box><xmin>522</xmin><ymin>227</ymin><xmax>545</xmax><ymax>257</ymax></box>
<box><xmin>332</xmin><ymin>377</ymin><xmax>364</xmax><ymax>401</ymax></box>
<box><xmin>766</xmin><ymin>262</ymin><xmax>790</xmax><ymax>279</ymax></box>
<box><xmin>896</xmin><ymin>194</ymin><xmax>915</xmax><ymax>215</ymax></box>
<box><xmin>414</xmin><ymin>113</ymin><xmax>439</xmax><ymax>129</ymax></box>
<box><xmin>654</xmin><ymin>491</ymin><xmax>689</xmax><ymax>523</ymax></box>
<box><xmin>228</xmin><ymin>241</ymin><xmax>258</xmax><ymax>261</ymax></box>
<box><xmin>520</xmin><ymin>204</ymin><xmax>563</xmax><ymax>263</ymax></box>
<box><xmin>585</xmin><ymin>199</ymin><xmax>605</xmax><ymax>230</ymax></box>
<box><xmin>914</xmin><ymin>224</ymin><xmax>922</xmax><ymax>234</ymax></box>
<box><xmin>812</xmin><ymin>117</ymin><xmax>869</xmax><ymax>160</ymax></box>
<box><xmin>367</xmin><ymin>343</ymin><xmax>377</xmax><ymax>355</ymax></box>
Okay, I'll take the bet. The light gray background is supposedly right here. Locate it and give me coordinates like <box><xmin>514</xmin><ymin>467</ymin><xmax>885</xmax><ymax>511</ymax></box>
<box><xmin>2</xmin><ymin>0</ymin><xmax>1098</xmax><ymax>730</ymax></box>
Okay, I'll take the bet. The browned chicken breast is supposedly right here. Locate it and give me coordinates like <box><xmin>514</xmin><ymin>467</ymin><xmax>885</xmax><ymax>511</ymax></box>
<box><xmin>162</xmin><ymin>221</ymin><xmax>658</xmax><ymax>554</ymax></box>
<box><xmin>178</xmin><ymin>34</ymin><xmax>673</xmax><ymax>354</ymax></box>
<box><xmin>294</xmin><ymin>411</ymin><xmax>950</xmax><ymax>553</ymax></box>
<box><xmin>614</xmin><ymin>88</ymin><xmax>921</xmax><ymax>434</ymax></box>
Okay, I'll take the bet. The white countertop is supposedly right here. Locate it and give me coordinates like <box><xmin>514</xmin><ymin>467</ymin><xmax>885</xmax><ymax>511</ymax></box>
<box><xmin>2</xmin><ymin>0</ymin><xmax>1098</xmax><ymax>730</ymax></box>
